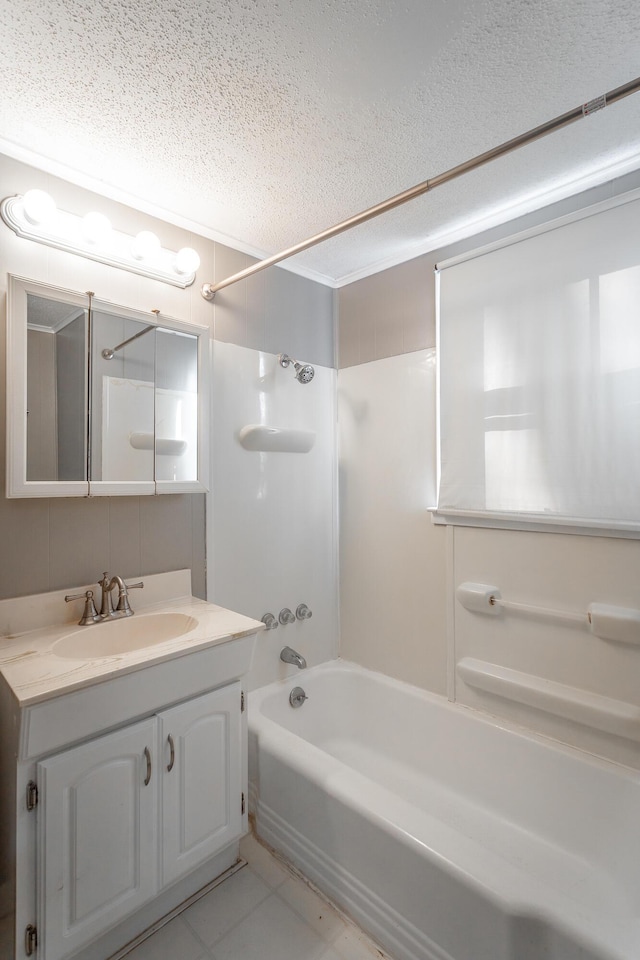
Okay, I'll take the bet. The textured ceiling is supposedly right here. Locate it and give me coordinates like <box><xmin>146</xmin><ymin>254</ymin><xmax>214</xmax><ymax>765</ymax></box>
<box><xmin>1</xmin><ymin>0</ymin><xmax>640</xmax><ymax>286</ymax></box>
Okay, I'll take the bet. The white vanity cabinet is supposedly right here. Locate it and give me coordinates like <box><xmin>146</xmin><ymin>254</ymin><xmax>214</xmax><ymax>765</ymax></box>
<box><xmin>37</xmin><ymin>719</ymin><xmax>159</xmax><ymax>960</ymax></box>
<box><xmin>0</xmin><ymin>584</ymin><xmax>261</xmax><ymax>960</ymax></box>
<box><xmin>34</xmin><ymin>683</ymin><xmax>244</xmax><ymax>960</ymax></box>
<box><xmin>160</xmin><ymin>684</ymin><xmax>242</xmax><ymax>886</ymax></box>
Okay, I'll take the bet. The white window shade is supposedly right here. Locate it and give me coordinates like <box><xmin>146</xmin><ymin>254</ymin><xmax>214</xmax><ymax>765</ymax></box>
<box><xmin>437</xmin><ymin>192</ymin><xmax>640</xmax><ymax>533</ymax></box>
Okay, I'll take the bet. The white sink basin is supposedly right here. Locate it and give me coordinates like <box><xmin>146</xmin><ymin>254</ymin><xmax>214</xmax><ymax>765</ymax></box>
<box><xmin>53</xmin><ymin>612</ymin><xmax>198</xmax><ymax>659</ymax></box>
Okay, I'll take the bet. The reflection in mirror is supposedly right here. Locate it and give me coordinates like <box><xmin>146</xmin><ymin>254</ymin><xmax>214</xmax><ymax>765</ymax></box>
<box><xmin>91</xmin><ymin>313</ymin><xmax>156</xmax><ymax>483</ymax></box>
<box><xmin>26</xmin><ymin>293</ymin><xmax>88</xmax><ymax>482</ymax></box>
<box><xmin>155</xmin><ymin>328</ymin><xmax>198</xmax><ymax>482</ymax></box>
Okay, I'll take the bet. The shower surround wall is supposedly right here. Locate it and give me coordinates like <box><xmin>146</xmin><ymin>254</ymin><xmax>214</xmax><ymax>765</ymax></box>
<box><xmin>338</xmin><ymin>168</ymin><xmax>640</xmax><ymax>767</ymax></box>
<box><xmin>209</xmin><ymin>342</ymin><xmax>338</xmax><ymax>690</ymax></box>
<box><xmin>0</xmin><ymin>153</ymin><xmax>335</xmax><ymax>612</ymax></box>
<box><xmin>339</xmin><ymin>349</ymin><xmax>445</xmax><ymax>693</ymax></box>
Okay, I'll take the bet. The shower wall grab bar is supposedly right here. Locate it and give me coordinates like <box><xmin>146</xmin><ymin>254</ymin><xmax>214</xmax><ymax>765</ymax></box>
<box><xmin>490</xmin><ymin>596</ymin><xmax>587</xmax><ymax>626</ymax></box>
<box><xmin>456</xmin><ymin>582</ymin><xmax>640</xmax><ymax>645</ymax></box>
<box><xmin>201</xmin><ymin>75</ymin><xmax>640</xmax><ymax>298</ymax></box>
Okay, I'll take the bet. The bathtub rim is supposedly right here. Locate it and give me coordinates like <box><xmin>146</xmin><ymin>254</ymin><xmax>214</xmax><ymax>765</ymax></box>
<box><xmin>250</xmin><ymin>657</ymin><xmax>640</xmax><ymax>779</ymax></box>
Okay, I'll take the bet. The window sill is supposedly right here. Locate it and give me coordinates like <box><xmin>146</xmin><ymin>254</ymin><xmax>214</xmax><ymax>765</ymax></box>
<box><xmin>429</xmin><ymin>508</ymin><xmax>640</xmax><ymax>540</ymax></box>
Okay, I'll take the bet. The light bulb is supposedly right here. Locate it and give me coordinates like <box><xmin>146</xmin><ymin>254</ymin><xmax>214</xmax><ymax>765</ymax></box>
<box><xmin>22</xmin><ymin>189</ymin><xmax>56</xmax><ymax>226</ymax></box>
<box><xmin>82</xmin><ymin>211</ymin><xmax>111</xmax><ymax>245</ymax></box>
<box><xmin>131</xmin><ymin>230</ymin><xmax>161</xmax><ymax>261</ymax></box>
<box><xmin>174</xmin><ymin>247</ymin><xmax>200</xmax><ymax>275</ymax></box>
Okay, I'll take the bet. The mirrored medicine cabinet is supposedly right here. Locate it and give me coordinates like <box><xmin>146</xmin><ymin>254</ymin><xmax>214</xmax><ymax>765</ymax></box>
<box><xmin>6</xmin><ymin>275</ymin><xmax>209</xmax><ymax>497</ymax></box>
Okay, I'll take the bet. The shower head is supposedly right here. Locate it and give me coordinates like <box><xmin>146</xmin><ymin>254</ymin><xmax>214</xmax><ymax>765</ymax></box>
<box><xmin>293</xmin><ymin>361</ymin><xmax>315</xmax><ymax>384</ymax></box>
<box><xmin>278</xmin><ymin>353</ymin><xmax>315</xmax><ymax>383</ymax></box>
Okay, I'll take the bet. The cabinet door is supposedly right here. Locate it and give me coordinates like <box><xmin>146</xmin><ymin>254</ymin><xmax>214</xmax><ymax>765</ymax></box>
<box><xmin>160</xmin><ymin>683</ymin><xmax>242</xmax><ymax>886</ymax></box>
<box><xmin>37</xmin><ymin>718</ymin><xmax>158</xmax><ymax>960</ymax></box>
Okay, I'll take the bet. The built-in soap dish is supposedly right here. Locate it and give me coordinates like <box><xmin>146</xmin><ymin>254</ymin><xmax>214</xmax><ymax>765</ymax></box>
<box><xmin>238</xmin><ymin>424</ymin><xmax>315</xmax><ymax>453</ymax></box>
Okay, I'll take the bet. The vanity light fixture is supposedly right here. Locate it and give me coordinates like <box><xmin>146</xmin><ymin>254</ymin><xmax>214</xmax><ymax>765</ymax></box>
<box><xmin>0</xmin><ymin>191</ymin><xmax>201</xmax><ymax>288</ymax></box>
<box><xmin>174</xmin><ymin>245</ymin><xmax>201</xmax><ymax>275</ymax></box>
<box><xmin>131</xmin><ymin>229</ymin><xmax>161</xmax><ymax>261</ymax></box>
<box><xmin>22</xmin><ymin>188</ymin><xmax>57</xmax><ymax>225</ymax></box>
<box><xmin>82</xmin><ymin>210</ymin><xmax>112</xmax><ymax>246</ymax></box>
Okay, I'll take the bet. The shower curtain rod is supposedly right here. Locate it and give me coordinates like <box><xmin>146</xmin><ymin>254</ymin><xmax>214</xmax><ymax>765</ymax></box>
<box><xmin>201</xmin><ymin>75</ymin><xmax>640</xmax><ymax>300</ymax></box>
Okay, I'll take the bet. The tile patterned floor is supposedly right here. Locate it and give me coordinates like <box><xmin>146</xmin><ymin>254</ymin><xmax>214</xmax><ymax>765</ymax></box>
<box><xmin>121</xmin><ymin>833</ymin><xmax>392</xmax><ymax>960</ymax></box>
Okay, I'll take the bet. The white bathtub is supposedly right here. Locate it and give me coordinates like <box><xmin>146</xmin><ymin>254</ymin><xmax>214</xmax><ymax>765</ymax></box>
<box><xmin>248</xmin><ymin>660</ymin><xmax>640</xmax><ymax>960</ymax></box>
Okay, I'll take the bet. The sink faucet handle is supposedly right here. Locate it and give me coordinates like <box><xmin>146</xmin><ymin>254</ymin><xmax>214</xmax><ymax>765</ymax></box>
<box><xmin>65</xmin><ymin>590</ymin><xmax>100</xmax><ymax>625</ymax></box>
<box><xmin>117</xmin><ymin>581</ymin><xmax>143</xmax><ymax>616</ymax></box>
<box><xmin>111</xmin><ymin>578</ymin><xmax>143</xmax><ymax>616</ymax></box>
<box><xmin>65</xmin><ymin>591</ymin><xmax>88</xmax><ymax>603</ymax></box>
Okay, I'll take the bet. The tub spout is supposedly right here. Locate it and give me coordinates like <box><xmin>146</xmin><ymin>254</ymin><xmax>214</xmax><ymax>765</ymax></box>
<box><xmin>280</xmin><ymin>646</ymin><xmax>307</xmax><ymax>669</ymax></box>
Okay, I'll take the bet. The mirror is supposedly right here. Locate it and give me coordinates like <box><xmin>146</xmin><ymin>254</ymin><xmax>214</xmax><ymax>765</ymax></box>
<box><xmin>7</xmin><ymin>276</ymin><xmax>209</xmax><ymax>497</ymax></box>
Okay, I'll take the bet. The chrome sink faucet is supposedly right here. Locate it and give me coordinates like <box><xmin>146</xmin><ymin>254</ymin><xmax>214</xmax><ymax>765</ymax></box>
<box><xmin>97</xmin><ymin>572</ymin><xmax>144</xmax><ymax>619</ymax></box>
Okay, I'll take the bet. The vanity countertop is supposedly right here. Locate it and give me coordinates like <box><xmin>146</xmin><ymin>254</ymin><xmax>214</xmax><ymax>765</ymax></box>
<box><xmin>0</xmin><ymin>584</ymin><xmax>264</xmax><ymax>708</ymax></box>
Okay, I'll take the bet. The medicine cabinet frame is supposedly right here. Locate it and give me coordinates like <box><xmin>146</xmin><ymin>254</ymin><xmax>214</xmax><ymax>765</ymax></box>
<box><xmin>6</xmin><ymin>275</ymin><xmax>210</xmax><ymax>498</ymax></box>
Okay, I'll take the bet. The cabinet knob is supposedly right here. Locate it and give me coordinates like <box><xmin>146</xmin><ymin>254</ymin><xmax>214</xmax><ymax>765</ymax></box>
<box><xmin>143</xmin><ymin>746</ymin><xmax>152</xmax><ymax>786</ymax></box>
<box><xmin>167</xmin><ymin>734</ymin><xmax>175</xmax><ymax>773</ymax></box>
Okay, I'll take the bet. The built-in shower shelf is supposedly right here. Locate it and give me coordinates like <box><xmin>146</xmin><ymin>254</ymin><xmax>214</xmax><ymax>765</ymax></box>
<box><xmin>457</xmin><ymin>657</ymin><xmax>640</xmax><ymax>742</ymax></box>
<box><xmin>238</xmin><ymin>424</ymin><xmax>315</xmax><ymax>453</ymax></box>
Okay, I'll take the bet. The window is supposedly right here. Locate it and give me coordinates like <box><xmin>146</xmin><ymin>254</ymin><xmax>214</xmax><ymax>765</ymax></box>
<box><xmin>436</xmin><ymin>190</ymin><xmax>640</xmax><ymax>534</ymax></box>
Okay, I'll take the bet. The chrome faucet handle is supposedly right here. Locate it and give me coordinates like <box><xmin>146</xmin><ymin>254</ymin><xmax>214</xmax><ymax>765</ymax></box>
<box><xmin>115</xmin><ymin>595</ymin><xmax>132</xmax><ymax>615</ymax></box>
<box><xmin>279</xmin><ymin>608</ymin><xmax>296</xmax><ymax>625</ymax></box>
<box><xmin>296</xmin><ymin>604</ymin><xmax>312</xmax><ymax>620</ymax></box>
<box><xmin>96</xmin><ymin>573</ymin><xmax>143</xmax><ymax>620</ymax></box>
<box><xmin>261</xmin><ymin>613</ymin><xmax>279</xmax><ymax>630</ymax></box>
<box><xmin>113</xmin><ymin>579</ymin><xmax>142</xmax><ymax>615</ymax></box>
<box><xmin>106</xmin><ymin>577</ymin><xmax>143</xmax><ymax>617</ymax></box>
<box><xmin>65</xmin><ymin>590</ymin><xmax>101</xmax><ymax>625</ymax></box>
<box><xmin>118</xmin><ymin>580</ymin><xmax>143</xmax><ymax>615</ymax></box>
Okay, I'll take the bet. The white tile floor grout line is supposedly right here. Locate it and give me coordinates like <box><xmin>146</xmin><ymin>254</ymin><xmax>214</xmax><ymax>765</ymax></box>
<box><xmin>114</xmin><ymin>830</ymin><xmax>394</xmax><ymax>960</ymax></box>
<box><xmin>111</xmin><ymin>859</ymin><xmax>247</xmax><ymax>959</ymax></box>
